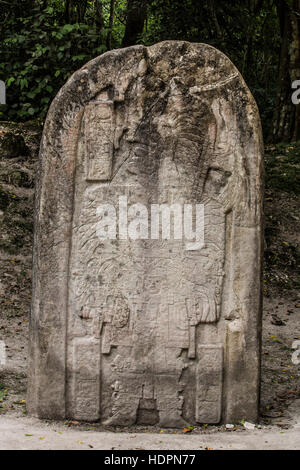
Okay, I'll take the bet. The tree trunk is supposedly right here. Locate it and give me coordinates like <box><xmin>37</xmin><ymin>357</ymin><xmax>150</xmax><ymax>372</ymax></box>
<box><xmin>75</xmin><ymin>0</ymin><xmax>88</xmax><ymax>23</ymax></box>
<box><xmin>95</xmin><ymin>0</ymin><xmax>104</xmax><ymax>43</ymax></box>
<box><xmin>106</xmin><ymin>0</ymin><xmax>115</xmax><ymax>50</ymax></box>
<box><xmin>271</xmin><ymin>0</ymin><xmax>300</xmax><ymax>142</ymax></box>
<box><xmin>208</xmin><ymin>0</ymin><xmax>222</xmax><ymax>38</ymax></box>
<box><xmin>64</xmin><ymin>0</ymin><xmax>71</xmax><ymax>23</ymax></box>
<box><xmin>121</xmin><ymin>0</ymin><xmax>147</xmax><ymax>47</ymax></box>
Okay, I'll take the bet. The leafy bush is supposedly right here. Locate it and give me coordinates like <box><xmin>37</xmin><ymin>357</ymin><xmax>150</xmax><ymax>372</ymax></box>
<box><xmin>0</xmin><ymin>0</ymin><xmax>282</xmax><ymax>137</ymax></box>
<box><xmin>0</xmin><ymin>4</ymin><xmax>107</xmax><ymax>121</ymax></box>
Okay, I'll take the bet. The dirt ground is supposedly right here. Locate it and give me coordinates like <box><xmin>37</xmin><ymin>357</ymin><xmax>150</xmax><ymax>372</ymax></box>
<box><xmin>0</xmin><ymin>123</ymin><xmax>299</xmax><ymax>449</ymax></box>
<box><xmin>0</xmin><ymin>407</ymin><xmax>300</xmax><ymax>450</ymax></box>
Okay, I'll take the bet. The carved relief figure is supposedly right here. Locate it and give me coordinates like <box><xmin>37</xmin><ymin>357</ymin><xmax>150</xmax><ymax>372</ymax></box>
<box><xmin>27</xmin><ymin>43</ymin><xmax>262</xmax><ymax>427</ymax></box>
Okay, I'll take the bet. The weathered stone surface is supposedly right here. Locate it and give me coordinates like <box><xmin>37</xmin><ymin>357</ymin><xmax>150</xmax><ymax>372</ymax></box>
<box><xmin>27</xmin><ymin>41</ymin><xmax>264</xmax><ymax>426</ymax></box>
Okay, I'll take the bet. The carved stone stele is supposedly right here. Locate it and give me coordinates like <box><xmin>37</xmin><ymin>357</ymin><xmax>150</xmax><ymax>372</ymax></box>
<box><xmin>27</xmin><ymin>41</ymin><xmax>264</xmax><ymax>426</ymax></box>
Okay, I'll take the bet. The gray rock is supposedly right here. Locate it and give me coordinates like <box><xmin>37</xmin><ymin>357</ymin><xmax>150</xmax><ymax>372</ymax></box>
<box><xmin>243</xmin><ymin>421</ymin><xmax>256</xmax><ymax>430</ymax></box>
<box><xmin>27</xmin><ymin>41</ymin><xmax>264</xmax><ymax>427</ymax></box>
<box><xmin>225</xmin><ymin>424</ymin><xmax>235</xmax><ymax>430</ymax></box>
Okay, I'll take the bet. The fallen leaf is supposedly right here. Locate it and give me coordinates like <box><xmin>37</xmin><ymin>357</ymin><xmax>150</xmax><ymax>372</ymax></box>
<box><xmin>183</xmin><ymin>426</ymin><xmax>194</xmax><ymax>433</ymax></box>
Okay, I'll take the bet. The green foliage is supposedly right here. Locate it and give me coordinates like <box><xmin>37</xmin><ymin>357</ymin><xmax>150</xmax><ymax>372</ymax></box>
<box><xmin>0</xmin><ymin>2</ymin><xmax>108</xmax><ymax>120</ymax></box>
<box><xmin>0</xmin><ymin>0</ymin><xmax>283</xmax><ymax>136</ymax></box>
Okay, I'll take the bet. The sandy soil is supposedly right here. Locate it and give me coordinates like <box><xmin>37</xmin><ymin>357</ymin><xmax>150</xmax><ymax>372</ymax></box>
<box><xmin>0</xmin><ymin>407</ymin><xmax>299</xmax><ymax>450</ymax></box>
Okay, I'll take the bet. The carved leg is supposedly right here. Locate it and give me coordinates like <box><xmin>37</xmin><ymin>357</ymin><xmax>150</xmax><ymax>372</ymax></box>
<box><xmin>103</xmin><ymin>378</ymin><xmax>140</xmax><ymax>426</ymax></box>
<box><xmin>155</xmin><ymin>375</ymin><xmax>189</xmax><ymax>428</ymax></box>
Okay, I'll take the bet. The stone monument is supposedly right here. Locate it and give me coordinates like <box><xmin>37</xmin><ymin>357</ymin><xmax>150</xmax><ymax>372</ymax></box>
<box><xmin>27</xmin><ymin>41</ymin><xmax>264</xmax><ymax>426</ymax></box>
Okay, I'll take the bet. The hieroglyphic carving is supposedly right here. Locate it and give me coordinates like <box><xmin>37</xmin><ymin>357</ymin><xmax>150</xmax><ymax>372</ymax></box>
<box><xmin>72</xmin><ymin>338</ymin><xmax>101</xmax><ymax>421</ymax></box>
<box><xmin>196</xmin><ymin>345</ymin><xmax>223</xmax><ymax>423</ymax></box>
<box><xmin>85</xmin><ymin>100</ymin><xmax>114</xmax><ymax>181</ymax></box>
<box><xmin>102</xmin><ymin>294</ymin><xmax>131</xmax><ymax>354</ymax></box>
